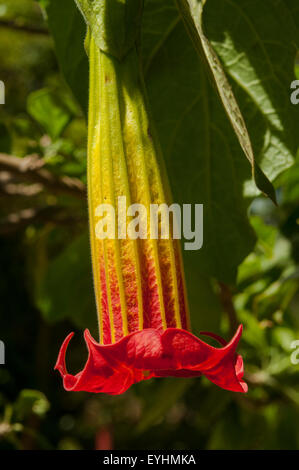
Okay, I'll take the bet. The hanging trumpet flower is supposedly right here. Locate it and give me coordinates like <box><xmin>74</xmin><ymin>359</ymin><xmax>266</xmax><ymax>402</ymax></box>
<box><xmin>55</xmin><ymin>0</ymin><xmax>247</xmax><ymax>395</ymax></box>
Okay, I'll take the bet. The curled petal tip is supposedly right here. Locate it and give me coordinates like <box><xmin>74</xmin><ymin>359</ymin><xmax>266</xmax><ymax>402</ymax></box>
<box><xmin>54</xmin><ymin>332</ymin><xmax>75</xmax><ymax>375</ymax></box>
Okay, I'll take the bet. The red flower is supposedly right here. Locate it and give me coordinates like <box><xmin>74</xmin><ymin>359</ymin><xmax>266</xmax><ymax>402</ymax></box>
<box><xmin>55</xmin><ymin>34</ymin><xmax>247</xmax><ymax>396</ymax></box>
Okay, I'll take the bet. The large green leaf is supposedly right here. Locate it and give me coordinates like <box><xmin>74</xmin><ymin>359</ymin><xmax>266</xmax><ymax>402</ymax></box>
<box><xmin>176</xmin><ymin>0</ymin><xmax>276</xmax><ymax>204</ymax></box>
<box><xmin>202</xmin><ymin>0</ymin><xmax>299</xmax><ymax>192</ymax></box>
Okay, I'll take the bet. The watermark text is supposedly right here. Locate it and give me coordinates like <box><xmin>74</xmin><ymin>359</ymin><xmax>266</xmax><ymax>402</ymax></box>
<box><xmin>0</xmin><ymin>80</ymin><xmax>4</xmax><ymax>104</ymax></box>
<box><xmin>0</xmin><ymin>340</ymin><xmax>5</xmax><ymax>365</ymax></box>
<box><xmin>290</xmin><ymin>80</ymin><xmax>299</xmax><ymax>105</ymax></box>
<box><xmin>94</xmin><ymin>197</ymin><xmax>203</xmax><ymax>251</ymax></box>
<box><xmin>290</xmin><ymin>340</ymin><xmax>299</xmax><ymax>365</ymax></box>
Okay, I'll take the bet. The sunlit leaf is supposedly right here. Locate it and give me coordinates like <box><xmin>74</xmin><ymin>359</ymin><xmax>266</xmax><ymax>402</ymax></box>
<box><xmin>27</xmin><ymin>88</ymin><xmax>72</xmax><ymax>140</ymax></box>
<box><xmin>14</xmin><ymin>390</ymin><xmax>50</xmax><ymax>420</ymax></box>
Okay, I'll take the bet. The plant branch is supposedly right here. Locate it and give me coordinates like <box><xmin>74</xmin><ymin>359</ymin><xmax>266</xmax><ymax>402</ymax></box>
<box><xmin>0</xmin><ymin>153</ymin><xmax>86</xmax><ymax>199</ymax></box>
<box><xmin>0</xmin><ymin>206</ymin><xmax>85</xmax><ymax>235</ymax></box>
<box><xmin>0</xmin><ymin>19</ymin><xmax>49</xmax><ymax>36</ymax></box>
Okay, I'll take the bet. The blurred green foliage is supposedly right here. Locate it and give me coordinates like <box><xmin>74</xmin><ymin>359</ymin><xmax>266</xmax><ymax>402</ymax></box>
<box><xmin>0</xmin><ymin>0</ymin><xmax>298</xmax><ymax>450</ymax></box>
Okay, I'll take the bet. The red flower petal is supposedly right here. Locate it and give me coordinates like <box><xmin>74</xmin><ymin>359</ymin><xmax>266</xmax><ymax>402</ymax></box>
<box><xmin>55</xmin><ymin>325</ymin><xmax>247</xmax><ymax>395</ymax></box>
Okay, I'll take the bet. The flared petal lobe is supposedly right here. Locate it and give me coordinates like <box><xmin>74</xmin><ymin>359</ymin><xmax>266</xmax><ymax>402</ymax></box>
<box><xmin>55</xmin><ymin>325</ymin><xmax>247</xmax><ymax>395</ymax></box>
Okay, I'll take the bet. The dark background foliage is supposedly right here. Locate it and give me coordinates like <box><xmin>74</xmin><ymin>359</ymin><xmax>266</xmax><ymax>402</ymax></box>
<box><xmin>0</xmin><ymin>0</ymin><xmax>298</xmax><ymax>450</ymax></box>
